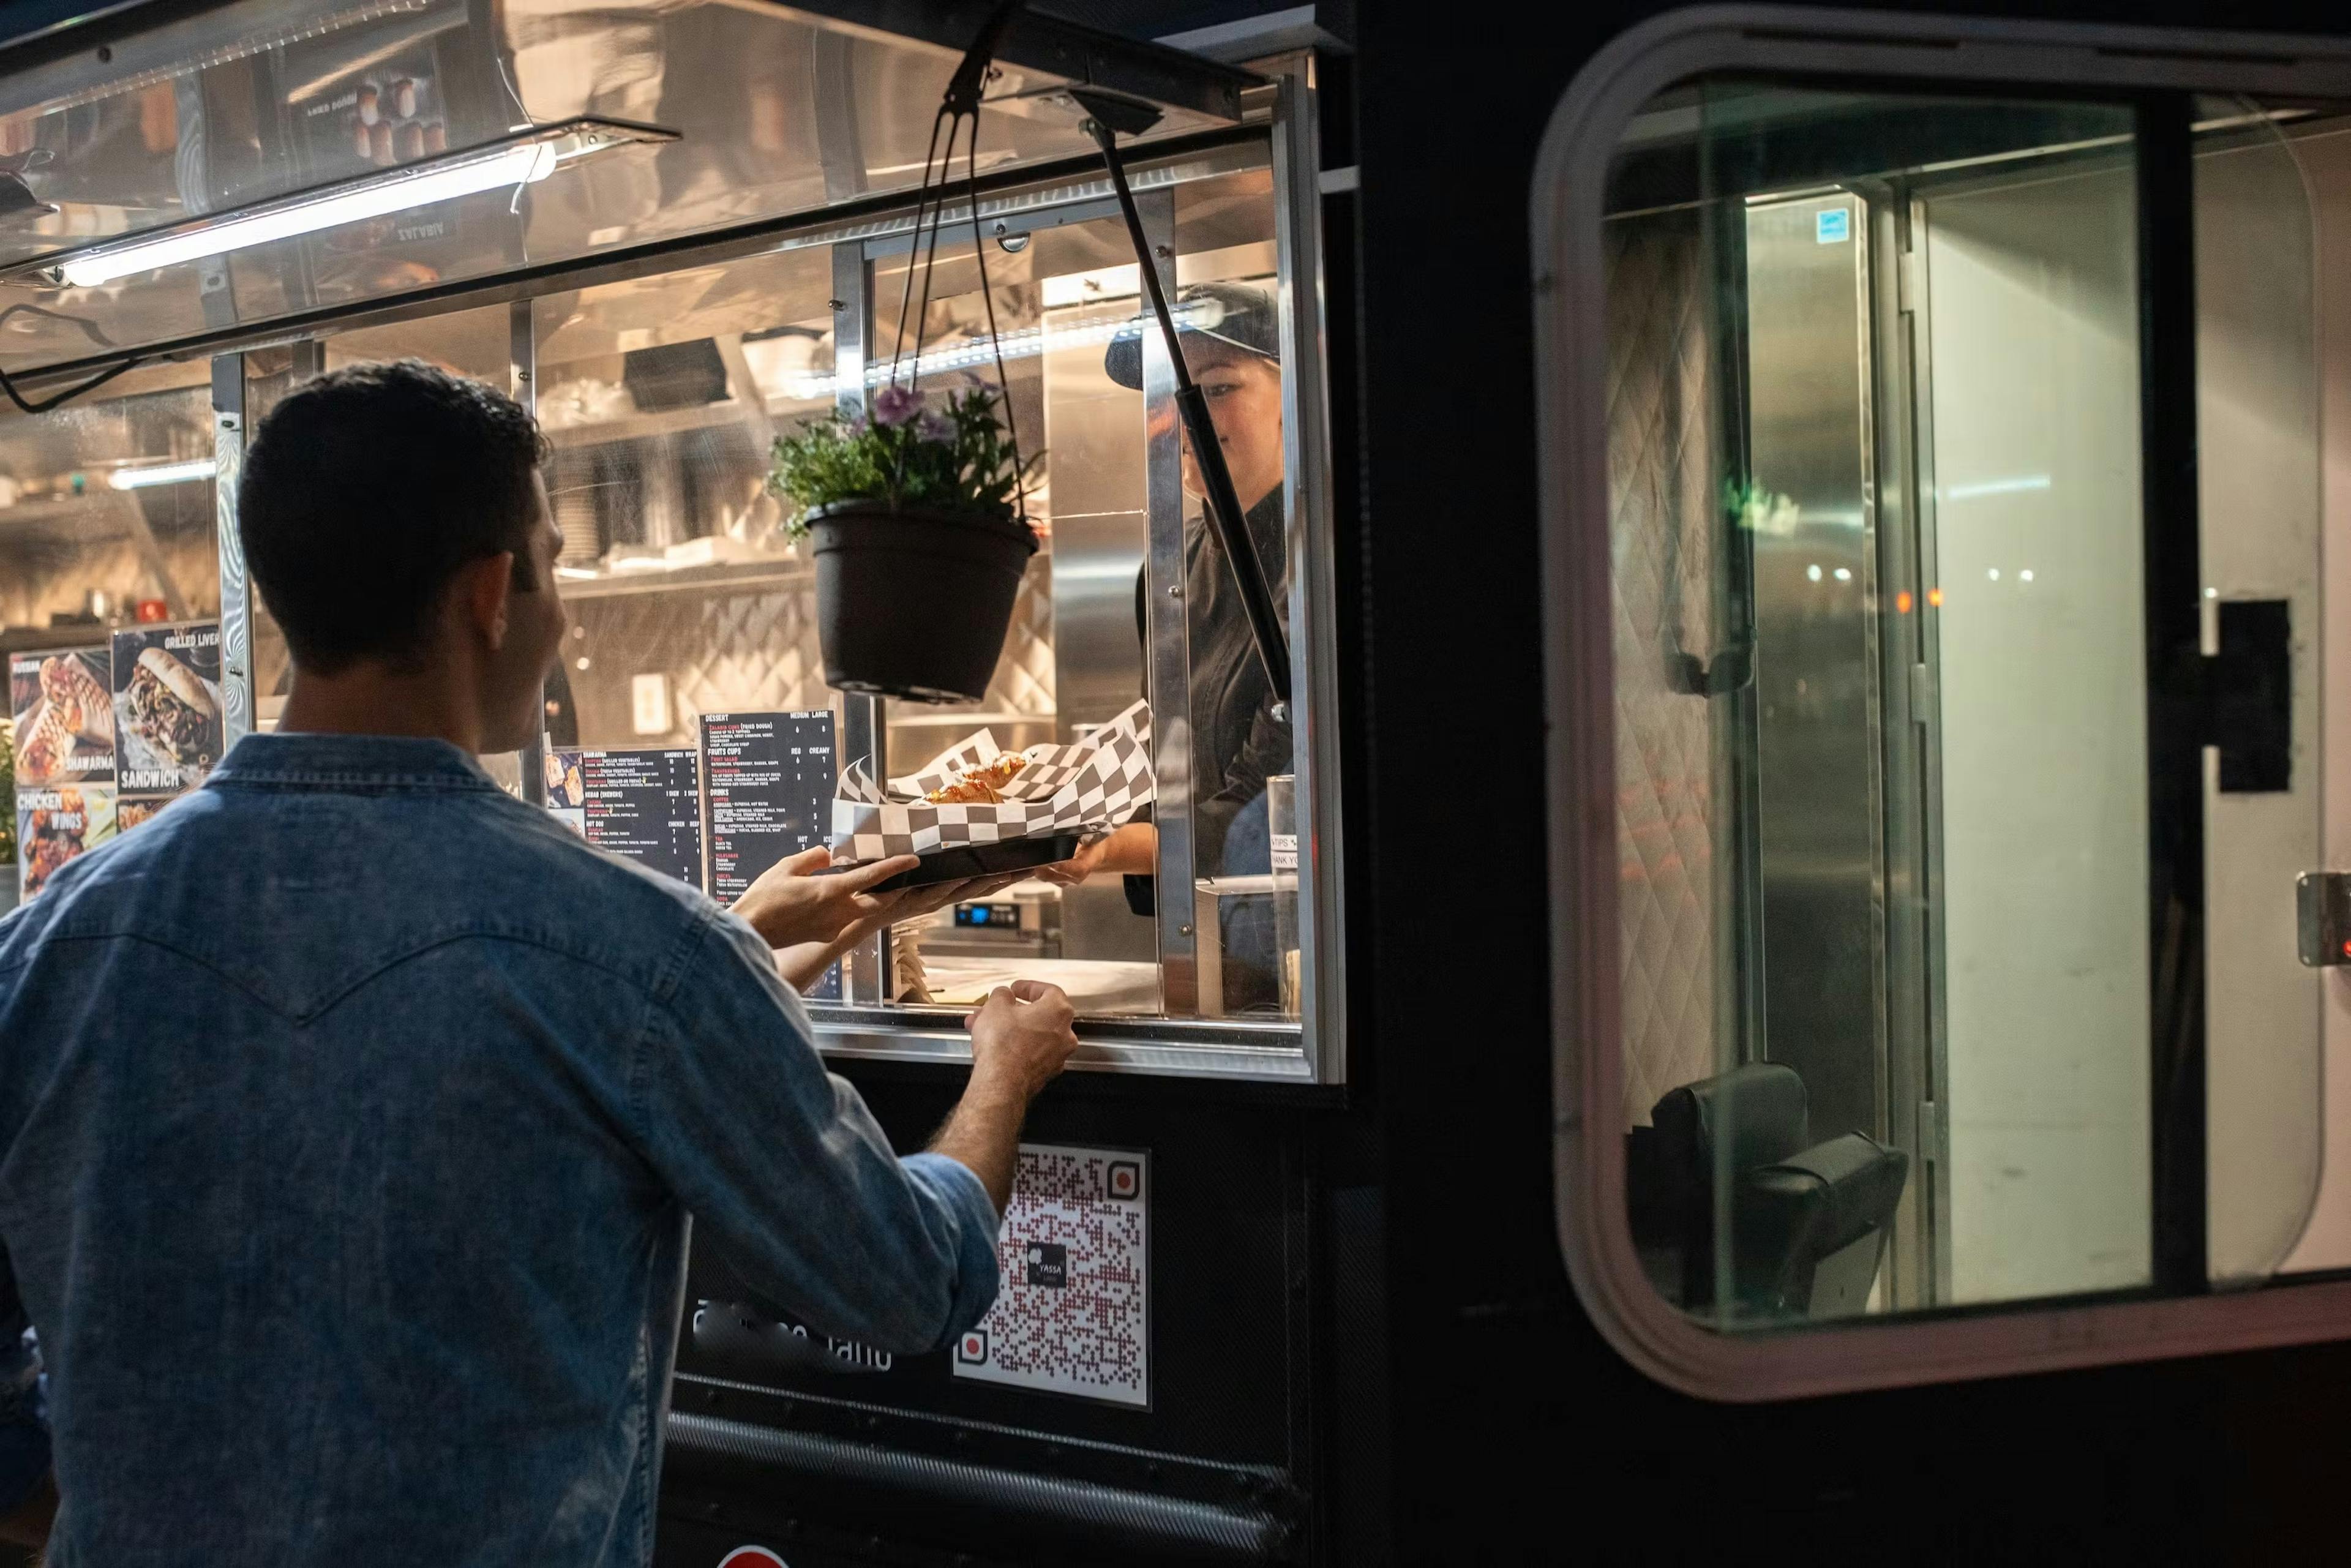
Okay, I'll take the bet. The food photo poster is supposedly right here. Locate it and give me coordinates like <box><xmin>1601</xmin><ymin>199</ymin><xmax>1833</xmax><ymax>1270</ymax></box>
<box><xmin>113</xmin><ymin>623</ymin><xmax>223</xmax><ymax>832</ymax></box>
<box><xmin>11</xmin><ymin>621</ymin><xmax>220</xmax><ymax>901</ymax></box>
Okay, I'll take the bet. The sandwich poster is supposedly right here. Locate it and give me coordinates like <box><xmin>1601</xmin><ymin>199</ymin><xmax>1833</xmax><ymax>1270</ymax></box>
<box><xmin>9</xmin><ymin>648</ymin><xmax>114</xmax><ymax>787</ymax></box>
<box><xmin>18</xmin><ymin>783</ymin><xmax>115</xmax><ymax>901</ymax></box>
<box><xmin>111</xmin><ymin>622</ymin><xmax>222</xmax><ymax>832</ymax></box>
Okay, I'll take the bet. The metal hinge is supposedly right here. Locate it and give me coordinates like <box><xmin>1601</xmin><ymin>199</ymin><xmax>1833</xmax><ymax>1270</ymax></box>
<box><xmin>2185</xmin><ymin>598</ymin><xmax>2292</xmax><ymax>793</ymax></box>
<box><xmin>1908</xmin><ymin>661</ymin><xmax>1933</xmax><ymax>718</ymax></box>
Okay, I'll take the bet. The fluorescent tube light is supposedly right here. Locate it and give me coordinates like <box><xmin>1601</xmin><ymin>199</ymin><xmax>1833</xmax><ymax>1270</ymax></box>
<box><xmin>779</xmin><ymin>301</ymin><xmax>1212</xmax><ymax>402</ymax></box>
<box><xmin>21</xmin><ymin>118</ymin><xmax>674</xmax><ymax>291</ymax></box>
<box><xmin>108</xmin><ymin>459</ymin><xmax>216</xmax><ymax>490</ymax></box>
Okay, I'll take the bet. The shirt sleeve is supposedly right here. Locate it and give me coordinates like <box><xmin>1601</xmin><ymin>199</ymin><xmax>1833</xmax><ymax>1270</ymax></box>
<box><xmin>1195</xmin><ymin>695</ymin><xmax>1292</xmax><ymax>875</ymax></box>
<box><xmin>631</xmin><ymin>907</ymin><xmax>1002</xmax><ymax>1354</ymax></box>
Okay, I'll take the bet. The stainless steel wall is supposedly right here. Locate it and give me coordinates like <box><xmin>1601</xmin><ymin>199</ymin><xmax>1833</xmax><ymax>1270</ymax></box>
<box><xmin>1744</xmin><ymin>192</ymin><xmax>1884</xmax><ymax>1146</ymax></box>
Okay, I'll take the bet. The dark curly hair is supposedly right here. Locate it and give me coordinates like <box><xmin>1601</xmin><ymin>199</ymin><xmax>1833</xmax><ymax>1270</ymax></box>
<box><xmin>239</xmin><ymin>359</ymin><xmax>549</xmax><ymax>675</ymax></box>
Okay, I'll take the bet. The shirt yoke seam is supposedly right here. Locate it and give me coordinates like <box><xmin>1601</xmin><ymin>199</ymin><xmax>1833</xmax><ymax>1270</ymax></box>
<box><xmin>6</xmin><ymin>924</ymin><xmax>693</xmax><ymax>1024</ymax></box>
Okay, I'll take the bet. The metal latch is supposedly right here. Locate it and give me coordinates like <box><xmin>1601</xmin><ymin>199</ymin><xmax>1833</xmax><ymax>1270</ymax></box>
<box><xmin>2193</xmin><ymin>599</ymin><xmax>2292</xmax><ymax>793</ymax></box>
<box><xmin>2297</xmin><ymin>873</ymin><xmax>2351</xmax><ymax>967</ymax></box>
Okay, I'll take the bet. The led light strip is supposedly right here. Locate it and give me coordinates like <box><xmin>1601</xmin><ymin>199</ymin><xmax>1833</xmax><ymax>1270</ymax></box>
<box><xmin>16</xmin><ymin>118</ymin><xmax>674</xmax><ymax>291</ymax></box>
<box><xmin>779</xmin><ymin>302</ymin><xmax>1209</xmax><ymax>402</ymax></box>
<box><xmin>108</xmin><ymin>459</ymin><xmax>217</xmax><ymax>490</ymax></box>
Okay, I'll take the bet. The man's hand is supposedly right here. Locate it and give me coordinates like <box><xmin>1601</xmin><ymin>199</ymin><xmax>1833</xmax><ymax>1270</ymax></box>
<box><xmin>929</xmin><ymin>980</ymin><xmax>1080</xmax><ymax>1214</ymax></box>
<box><xmin>732</xmin><ymin>846</ymin><xmax>918</xmax><ymax>950</ymax></box>
<box><xmin>770</xmin><ymin>869</ymin><xmax>1033</xmax><ymax>994</ymax></box>
<box><xmin>966</xmin><ymin>980</ymin><xmax>1080</xmax><ymax>1101</ymax></box>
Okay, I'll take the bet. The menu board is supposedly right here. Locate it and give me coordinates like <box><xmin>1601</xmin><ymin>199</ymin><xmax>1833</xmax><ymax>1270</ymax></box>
<box><xmin>697</xmin><ymin>711</ymin><xmax>838</xmax><ymax>903</ymax></box>
<box><xmin>699</xmin><ymin>712</ymin><xmax>842</xmax><ymax>1001</ymax></box>
<box><xmin>112</xmin><ymin>622</ymin><xmax>223</xmax><ymax>833</ymax></box>
<box><xmin>544</xmin><ymin>746</ymin><xmax>702</xmax><ymax>887</ymax></box>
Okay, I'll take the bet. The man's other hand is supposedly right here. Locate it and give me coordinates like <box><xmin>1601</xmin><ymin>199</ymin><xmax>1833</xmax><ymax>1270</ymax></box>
<box><xmin>965</xmin><ymin>981</ymin><xmax>1079</xmax><ymax>1101</ymax></box>
<box><xmin>936</xmin><ymin>981</ymin><xmax>1081</xmax><ymax>1215</ymax></box>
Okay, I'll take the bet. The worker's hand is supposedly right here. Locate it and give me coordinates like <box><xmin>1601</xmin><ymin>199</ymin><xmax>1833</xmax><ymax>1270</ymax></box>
<box><xmin>1034</xmin><ymin>838</ymin><xmax>1106</xmax><ymax>888</ymax></box>
<box><xmin>965</xmin><ymin>980</ymin><xmax>1079</xmax><ymax>1101</ymax></box>
<box><xmin>731</xmin><ymin>846</ymin><xmax>918</xmax><ymax>950</ymax></box>
<box><xmin>1036</xmin><ymin>822</ymin><xmax>1156</xmax><ymax>887</ymax></box>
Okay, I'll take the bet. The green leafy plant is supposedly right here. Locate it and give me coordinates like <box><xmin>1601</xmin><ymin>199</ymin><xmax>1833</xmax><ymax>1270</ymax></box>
<box><xmin>1725</xmin><ymin>478</ymin><xmax>1800</xmax><ymax>537</ymax></box>
<box><xmin>766</xmin><ymin>384</ymin><xmax>1038</xmax><ymax>539</ymax></box>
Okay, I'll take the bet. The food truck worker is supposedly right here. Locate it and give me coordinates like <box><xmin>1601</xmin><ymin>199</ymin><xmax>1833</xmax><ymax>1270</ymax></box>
<box><xmin>0</xmin><ymin>360</ymin><xmax>1079</xmax><ymax>1566</ymax></box>
<box><xmin>1042</xmin><ymin>282</ymin><xmax>1291</xmax><ymax>1004</ymax></box>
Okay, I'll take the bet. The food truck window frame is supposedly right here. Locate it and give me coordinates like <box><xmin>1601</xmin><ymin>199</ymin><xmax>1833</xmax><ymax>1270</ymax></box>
<box><xmin>1536</xmin><ymin>4</ymin><xmax>2351</xmax><ymax>1400</ymax></box>
<box><xmin>200</xmin><ymin>69</ymin><xmax>1345</xmax><ymax>1086</ymax></box>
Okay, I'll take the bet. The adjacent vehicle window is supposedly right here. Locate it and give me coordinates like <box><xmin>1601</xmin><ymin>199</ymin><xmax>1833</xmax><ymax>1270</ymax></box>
<box><xmin>1587</xmin><ymin>75</ymin><xmax>2336</xmax><ymax>1335</ymax></box>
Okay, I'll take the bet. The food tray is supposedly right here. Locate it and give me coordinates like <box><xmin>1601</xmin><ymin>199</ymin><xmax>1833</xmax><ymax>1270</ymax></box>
<box><xmin>857</xmin><ymin>833</ymin><xmax>1081</xmax><ymax>892</ymax></box>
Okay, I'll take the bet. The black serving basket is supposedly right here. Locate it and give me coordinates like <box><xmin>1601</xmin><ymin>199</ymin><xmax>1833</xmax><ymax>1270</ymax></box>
<box><xmin>816</xmin><ymin>833</ymin><xmax>1079</xmax><ymax>892</ymax></box>
<box><xmin>806</xmin><ymin>500</ymin><xmax>1038</xmax><ymax>704</ymax></box>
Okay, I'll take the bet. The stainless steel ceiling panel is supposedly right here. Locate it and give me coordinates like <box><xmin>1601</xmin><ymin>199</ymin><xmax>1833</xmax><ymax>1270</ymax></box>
<box><xmin>0</xmin><ymin>0</ymin><xmax>1253</xmax><ymax>374</ymax></box>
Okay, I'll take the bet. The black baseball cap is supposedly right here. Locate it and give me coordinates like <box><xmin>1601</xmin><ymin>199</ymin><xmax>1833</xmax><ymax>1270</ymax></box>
<box><xmin>1103</xmin><ymin>280</ymin><xmax>1278</xmax><ymax>391</ymax></box>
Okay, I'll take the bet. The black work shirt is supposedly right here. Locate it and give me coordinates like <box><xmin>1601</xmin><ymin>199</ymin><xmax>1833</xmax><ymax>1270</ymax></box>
<box><xmin>1128</xmin><ymin>488</ymin><xmax>1292</xmax><ymax>901</ymax></box>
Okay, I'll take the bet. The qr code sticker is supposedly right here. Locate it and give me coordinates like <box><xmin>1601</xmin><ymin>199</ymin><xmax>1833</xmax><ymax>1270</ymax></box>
<box><xmin>952</xmin><ymin>1143</ymin><xmax>1148</xmax><ymax>1407</ymax></box>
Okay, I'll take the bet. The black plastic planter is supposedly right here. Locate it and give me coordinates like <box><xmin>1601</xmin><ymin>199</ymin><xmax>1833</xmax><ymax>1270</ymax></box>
<box><xmin>806</xmin><ymin>500</ymin><xmax>1039</xmax><ymax>703</ymax></box>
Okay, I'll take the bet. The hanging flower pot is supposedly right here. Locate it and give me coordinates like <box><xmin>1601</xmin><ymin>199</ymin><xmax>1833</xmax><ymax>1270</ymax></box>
<box><xmin>771</xmin><ymin>384</ymin><xmax>1040</xmax><ymax>703</ymax></box>
<box><xmin>804</xmin><ymin>501</ymin><xmax>1037</xmax><ymax>703</ymax></box>
<box><xmin>766</xmin><ymin>28</ymin><xmax>1040</xmax><ymax>705</ymax></box>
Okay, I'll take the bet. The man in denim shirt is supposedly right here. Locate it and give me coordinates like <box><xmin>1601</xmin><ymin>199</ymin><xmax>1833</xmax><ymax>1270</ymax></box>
<box><xmin>0</xmin><ymin>361</ymin><xmax>1079</xmax><ymax>1564</ymax></box>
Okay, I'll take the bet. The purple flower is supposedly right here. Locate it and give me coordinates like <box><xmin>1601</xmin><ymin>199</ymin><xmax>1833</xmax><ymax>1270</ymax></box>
<box><xmin>915</xmin><ymin>411</ymin><xmax>953</xmax><ymax>444</ymax></box>
<box><xmin>872</xmin><ymin>383</ymin><xmax>923</xmax><ymax>428</ymax></box>
<box><xmin>842</xmin><ymin>414</ymin><xmax>868</xmax><ymax>438</ymax></box>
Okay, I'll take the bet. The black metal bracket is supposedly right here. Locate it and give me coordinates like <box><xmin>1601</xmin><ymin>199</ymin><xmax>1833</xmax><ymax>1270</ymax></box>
<box><xmin>1071</xmin><ymin>87</ymin><xmax>1295</xmax><ymax>711</ymax></box>
<box><xmin>2184</xmin><ymin>597</ymin><xmax>2292</xmax><ymax>793</ymax></box>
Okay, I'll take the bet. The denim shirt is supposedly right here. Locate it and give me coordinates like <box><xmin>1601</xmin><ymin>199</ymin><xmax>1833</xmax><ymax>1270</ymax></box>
<box><xmin>0</xmin><ymin>733</ymin><xmax>1000</xmax><ymax>1566</ymax></box>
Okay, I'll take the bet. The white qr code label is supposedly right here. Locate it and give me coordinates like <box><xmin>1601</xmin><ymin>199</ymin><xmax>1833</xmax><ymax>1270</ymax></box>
<box><xmin>952</xmin><ymin>1142</ymin><xmax>1148</xmax><ymax>1406</ymax></box>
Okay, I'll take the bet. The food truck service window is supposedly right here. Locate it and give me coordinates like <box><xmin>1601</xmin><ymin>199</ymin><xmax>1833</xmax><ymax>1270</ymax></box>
<box><xmin>523</xmin><ymin>152</ymin><xmax>1338</xmax><ymax>1081</ymax></box>
<box><xmin>0</xmin><ymin>0</ymin><xmax>1329</xmax><ymax>1084</ymax></box>
<box><xmin>1539</xmin><ymin>13</ymin><xmax>2351</xmax><ymax>1397</ymax></box>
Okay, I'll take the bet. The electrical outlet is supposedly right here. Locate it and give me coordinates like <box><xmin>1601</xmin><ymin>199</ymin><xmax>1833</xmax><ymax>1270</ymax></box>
<box><xmin>631</xmin><ymin>673</ymin><xmax>671</xmax><ymax>736</ymax></box>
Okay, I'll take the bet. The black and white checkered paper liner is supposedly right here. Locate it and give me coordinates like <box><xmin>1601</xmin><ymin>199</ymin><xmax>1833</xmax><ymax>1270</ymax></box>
<box><xmin>831</xmin><ymin>699</ymin><xmax>1154</xmax><ymax>863</ymax></box>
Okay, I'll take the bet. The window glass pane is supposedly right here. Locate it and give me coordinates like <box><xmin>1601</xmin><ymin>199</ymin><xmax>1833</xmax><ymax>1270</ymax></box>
<box><xmin>244</xmin><ymin>304</ymin><xmax>521</xmax><ymax>783</ymax></box>
<box><xmin>1602</xmin><ymin>80</ymin><xmax>2332</xmax><ymax>1330</ymax></box>
<box><xmin>1172</xmin><ymin>170</ymin><xmax>1294</xmax><ymax>1020</ymax></box>
<box><xmin>525</xmin><ymin>166</ymin><xmax>1307</xmax><ymax>1031</ymax></box>
<box><xmin>0</xmin><ymin>364</ymin><xmax>218</xmax><ymax>904</ymax></box>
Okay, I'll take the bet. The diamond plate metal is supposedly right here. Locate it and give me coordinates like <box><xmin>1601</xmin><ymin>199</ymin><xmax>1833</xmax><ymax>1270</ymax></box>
<box><xmin>568</xmin><ymin>584</ymin><xmax>827</xmax><ymax>748</ymax></box>
<box><xmin>563</xmin><ymin>555</ymin><xmax>1056</xmax><ymax>752</ymax></box>
<box><xmin>1607</xmin><ymin>214</ymin><xmax>1726</xmax><ymax>1125</ymax></box>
